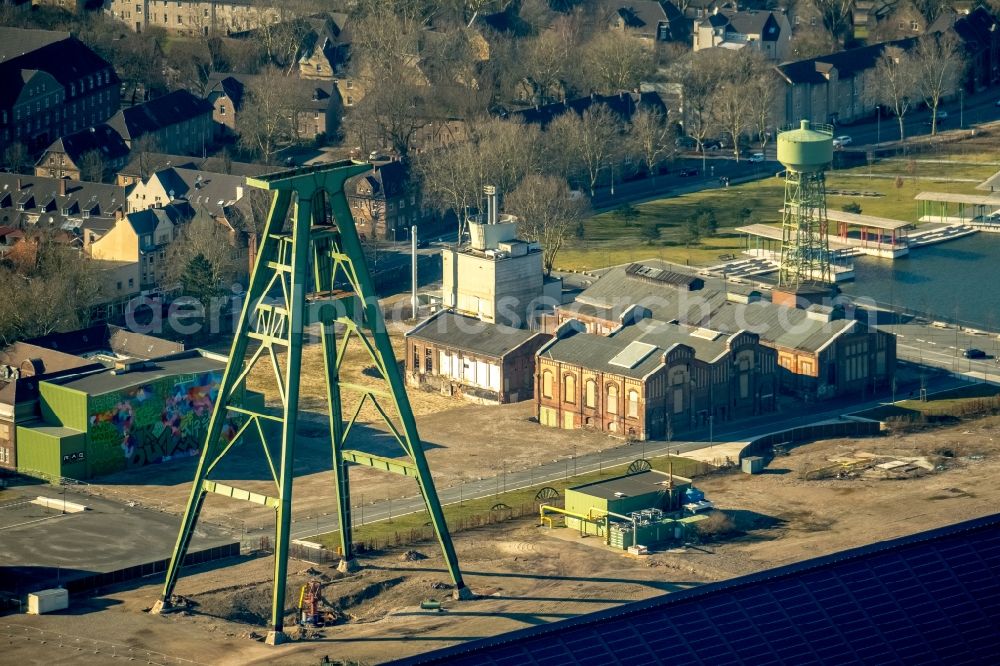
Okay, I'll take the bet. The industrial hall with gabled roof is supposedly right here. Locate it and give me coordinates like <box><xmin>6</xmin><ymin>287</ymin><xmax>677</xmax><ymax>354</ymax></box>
<box><xmin>535</xmin><ymin>313</ymin><xmax>777</xmax><ymax>440</ymax></box>
<box><xmin>551</xmin><ymin>260</ymin><xmax>895</xmax><ymax>402</ymax></box>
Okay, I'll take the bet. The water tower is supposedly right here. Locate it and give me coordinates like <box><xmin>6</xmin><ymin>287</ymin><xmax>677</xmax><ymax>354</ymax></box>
<box><xmin>774</xmin><ymin>120</ymin><xmax>834</xmax><ymax>307</ymax></box>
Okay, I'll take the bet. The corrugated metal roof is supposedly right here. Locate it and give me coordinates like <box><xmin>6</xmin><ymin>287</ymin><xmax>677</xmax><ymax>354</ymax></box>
<box><xmin>573</xmin><ymin>261</ymin><xmax>855</xmax><ymax>353</ymax></box>
<box><xmin>406</xmin><ymin>311</ymin><xmax>546</xmax><ymax>359</ymax></box>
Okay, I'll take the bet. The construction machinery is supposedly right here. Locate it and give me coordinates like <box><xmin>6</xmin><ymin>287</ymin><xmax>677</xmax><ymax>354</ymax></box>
<box><xmin>298</xmin><ymin>580</ymin><xmax>324</xmax><ymax>627</ymax></box>
<box><xmin>150</xmin><ymin>161</ymin><xmax>469</xmax><ymax>645</ymax></box>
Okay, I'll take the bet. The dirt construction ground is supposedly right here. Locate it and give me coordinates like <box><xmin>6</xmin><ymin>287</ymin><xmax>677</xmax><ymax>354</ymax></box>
<box><xmin>83</xmin><ymin>331</ymin><xmax>622</xmax><ymax>535</ymax></box>
<box><xmin>3</xmin><ymin>415</ymin><xmax>1000</xmax><ymax>665</ymax></box>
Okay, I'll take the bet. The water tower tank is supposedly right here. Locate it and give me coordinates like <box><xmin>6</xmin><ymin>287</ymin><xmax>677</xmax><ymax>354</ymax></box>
<box><xmin>777</xmin><ymin>120</ymin><xmax>833</xmax><ymax>173</ymax></box>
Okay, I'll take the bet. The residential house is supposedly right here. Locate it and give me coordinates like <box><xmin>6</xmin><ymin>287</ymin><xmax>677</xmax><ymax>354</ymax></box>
<box><xmin>405</xmin><ymin>310</ymin><xmax>551</xmax><ymax>404</ymax></box>
<box><xmin>34</xmin><ymin>124</ymin><xmax>130</xmax><ymax>181</ymax></box>
<box><xmin>0</xmin><ymin>342</ymin><xmax>102</xmax><ymax>472</ymax></box>
<box><xmin>106</xmin><ymin>90</ymin><xmax>214</xmax><ymax>155</ymax></box>
<box><xmin>600</xmin><ymin>0</ymin><xmax>688</xmax><ymax>43</ymax></box>
<box><xmin>535</xmin><ymin>316</ymin><xmax>777</xmax><ymax>440</ymax></box>
<box><xmin>106</xmin><ymin>0</ymin><xmax>282</xmax><ymax>36</ymax></box>
<box><xmin>930</xmin><ymin>7</ymin><xmax>1000</xmax><ymax>91</ymax></box>
<box><xmin>120</xmin><ymin>166</ymin><xmax>252</xmax><ymax>286</ymax></box>
<box><xmin>206</xmin><ymin>73</ymin><xmax>342</xmax><ymax>142</ymax></box>
<box><xmin>559</xmin><ymin>260</ymin><xmax>896</xmax><ymax>401</ymax></box>
<box><xmin>0</xmin><ymin>27</ymin><xmax>120</xmax><ymax>151</ymax></box>
<box><xmin>0</xmin><ymin>172</ymin><xmax>127</xmax><ymax>248</ymax></box>
<box><xmin>774</xmin><ymin>37</ymin><xmax>918</xmax><ymax>127</ymax></box>
<box><xmin>115</xmin><ymin>151</ymin><xmax>269</xmax><ymax>188</ymax></box>
<box><xmin>693</xmin><ymin>9</ymin><xmax>792</xmax><ymax>61</ymax></box>
<box><xmin>126</xmin><ymin>166</ymin><xmax>246</xmax><ymax>216</ymax></box>
<box><xmin>682</xmin><ymin>0</ymin><xmax>732</xmax><ymax>21</ymax></box>
<box><xmin>297</xmin><ymin>13</ymin><xmax>351</xmax><ymax>80</ymax></box>
<box><xmin>865</xmin><ymin>0</ymin><xmax>928</xmax><ymax>42</ymax></box>
<box><xmin>346</xmin><ymin>161</ymin><xmax>427</xmax><ymax>243</ymax></box>
<box><xmin>89</xmin><ymin>203</ymin><xmax>190</xmax><ymax>290</ymax></box>
<box><xmin>509</xmin><ymin>90</ymin><xmax>667</xmax><ymax>129</ymax></box>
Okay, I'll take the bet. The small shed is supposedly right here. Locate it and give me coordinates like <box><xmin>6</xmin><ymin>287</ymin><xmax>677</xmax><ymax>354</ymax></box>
<box><xmin>27</xmin><ymin>588</ymin><xmax>69</xmax><ymax>614</ymax></box>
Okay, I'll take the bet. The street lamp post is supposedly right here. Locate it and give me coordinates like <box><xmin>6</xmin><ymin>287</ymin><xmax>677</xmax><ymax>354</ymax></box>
<box><xmin>876</xmin><ymin>106</ymin><xmax>881</xmax><ymax>147</ymax></box>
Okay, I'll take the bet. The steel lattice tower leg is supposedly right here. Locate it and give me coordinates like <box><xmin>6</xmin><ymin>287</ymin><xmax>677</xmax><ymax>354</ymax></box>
<box><xmin>150</xmin><ymin>162</ymin><xmax>470</xmax><ymax>645</ymax></box>
<box><xmin>778</xmin><ymin>169</ymin><xmax>832</xmax><ymax>287</ymax></box>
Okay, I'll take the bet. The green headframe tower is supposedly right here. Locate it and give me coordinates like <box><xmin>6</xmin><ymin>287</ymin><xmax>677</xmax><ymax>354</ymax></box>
<box><xmin>776</xmin><ymin>120</ymin><xmax>835</xmax><ymax>293</ymax></box>
<box><xmin>150</xmin><ymin>161</ymin><xmax>469</xmax><ymax>644</ymax></box>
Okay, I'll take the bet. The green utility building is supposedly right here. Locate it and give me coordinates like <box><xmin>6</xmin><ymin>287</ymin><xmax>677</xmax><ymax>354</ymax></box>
<box><xmin>16</xmin><ymin>351</ymin><xmax>263</xmax><ymax>480</ymax></box>
<box><xmin>562</xmin><ymin>469</ymin><xmax>697</xmax><ymax>549</ymax></box>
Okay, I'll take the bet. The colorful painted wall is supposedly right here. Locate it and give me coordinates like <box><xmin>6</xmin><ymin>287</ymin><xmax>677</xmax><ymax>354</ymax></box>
<box><xmin>85</xmin><ymin>370</ymin><xmax>235</xmax><ymax>476</ymax></box>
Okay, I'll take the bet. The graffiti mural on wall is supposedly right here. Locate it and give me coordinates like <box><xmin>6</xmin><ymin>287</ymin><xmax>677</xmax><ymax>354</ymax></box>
<box><xmin>88</xmin><ymin>371</ymin><xmax>237</xmax><ymax>471</ymax></box>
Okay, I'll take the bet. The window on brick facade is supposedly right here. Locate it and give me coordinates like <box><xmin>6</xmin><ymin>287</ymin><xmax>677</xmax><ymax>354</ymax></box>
<box><xmin>412</xmin><ymin>345</ymin><xmax>420</xmax><ymax>371</ymax></box>
<box><xmin>627</xmin><ymin>390</ymin><xmax>639</xmax><ymax>418</ymax></box>
<box><xmin>541</xmin><ymin>371</ymin><xmax>553</xmax><ymax>398</ymax></box>
<box><xmin>585</xmin><ymin>380</ymin><xmax>596</xmax><ymax>408</ymax></box>
<box><xmin>424</xmin><ymin>348</ymin><xmax>433</xmax><ymax>373</ymax></box>
<box><xmin>607</xmin><ymin>384</ymin><xmax>618</xmax><ymax>414</ymax></box>
<box><xmin>563</xmin><ymin>374</ymin><xmax>576</xmax><ymax>403</ymax></box>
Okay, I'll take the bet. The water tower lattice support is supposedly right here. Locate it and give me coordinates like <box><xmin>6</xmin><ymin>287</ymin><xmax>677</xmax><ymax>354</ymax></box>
<box><xmin>149</xmin><ymin>161</ymin><xmax>468</xmax><ymax>645</ymax></box>
<box><xmin>778</xmin><ymin>169</ymin><xmax>832</xmax><ymax>287</ymax></box>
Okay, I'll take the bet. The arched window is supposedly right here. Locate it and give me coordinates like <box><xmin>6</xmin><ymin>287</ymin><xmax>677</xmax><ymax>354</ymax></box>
<box><xmin>627</xmin><ymin>390</ymin><xmax>639</xmax><ymax>418</ymax></box>
<box><xmin>563</xmin><ymin>374</ymin><xmax>576</xmax><ymax>403</ymax></box>
<box><xmin>585</xmin><ymin>380</ymin><xmax>596</xmax><ymax>408</ymax></box>
<box><xmin>607</xmin><ymin>384</ymin><xmax>619</xmax><ymax>414</ymax></box>
<box><xmin>542</xmin><ymin>371</ymin><xmax>553</xmax><ymax>398</ymax></box>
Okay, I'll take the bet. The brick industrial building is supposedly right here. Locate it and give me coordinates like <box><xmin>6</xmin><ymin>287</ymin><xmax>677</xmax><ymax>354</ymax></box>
<box><xmin>554</xmin><ymin>261</ymin><xmax>895</xmax><ymax>403</ymax></box>
<box><xmin>536</xmin><ymin>314</ymin><xmax>777</xmax><ymax>440</ymax></box>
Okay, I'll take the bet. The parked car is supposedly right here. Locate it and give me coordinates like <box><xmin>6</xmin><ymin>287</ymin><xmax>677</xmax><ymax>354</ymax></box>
<box><xmin>675</xmin><ymin>136</ymin><xmax>697</xmax><ymax>149</ymax></box>
<box><xmin>678</xmin><ymin>168</ymin><xmax>699</xmax><ymax>177</ymax></box>
<box><xmin>964</xmin><ymin>348</ymin><xmax>987</xmax><ymax>359</ymax></box>
<box><xmin>703</xmin><ymin>140</ymin><xmax>723</xmax><ymax>151</ymax></box>
<box><xmin>832</xmin><ymin>135</ymin><xmax>853</xmax><ymax>148</ymax></box>
<box><xmin>416</xmin><ymin>238</ymin><xmax>430</xmax><ymax>249</ymax></box>
<box><xmin>934</xmin><ymin>109</ymin><xmax>949</xmax><ymax>119</ymax></box>
<box><xmin>747</xmin><ymin>152</ymin><xmax>765</xmax><ymax>163</ymax></box>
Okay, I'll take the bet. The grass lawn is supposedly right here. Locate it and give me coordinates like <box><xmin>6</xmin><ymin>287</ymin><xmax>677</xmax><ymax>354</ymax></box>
<box><xmin>852</xmin><ymin>383</ymin><xmax>1000</xmax><ymax>421</ymax></box>
<box><xmin>558</xmin><ymin>149</ymin><xmax>995</xmax><ymax>272</ymax></box>
<box><xmin>312</xmin><ymin>453</ymin><xmax>712</xmax><ymax>549</ymax></box>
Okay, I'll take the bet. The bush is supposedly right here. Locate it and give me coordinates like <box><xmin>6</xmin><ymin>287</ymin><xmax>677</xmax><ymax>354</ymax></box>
<box><xmin>695</xmin><ymin>510</ymin><xmax>738</xmax><ymax>540</ymax></box>
<box><xmin>842</xmin><ymin>201</ymin><xmax>863</xmax><ymax>214</ymax></box>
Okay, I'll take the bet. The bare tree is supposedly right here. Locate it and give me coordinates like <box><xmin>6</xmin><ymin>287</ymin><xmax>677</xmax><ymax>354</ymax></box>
<box><xmin>165</xmin><ymin>40</ymin><xmax>214</xmax><ymax>97</ymax></box>
<box><xmin>789</xmin><ymin>26</ymin><xmax>839</xmax><ymax>60</ymax></box>
<box><xmin>132</xmin><ymin>134</ymin><xmax>162</xmax><ymax>182</ymax></box>
<box><xmin>628</xmin><ymin>108</ymin><xmax>674</xmax><ymax>178</ymax></box>
<box><xmin>3</xmin><ymin>141</ymin><xmax>29</xmax><ymax>174</ymax></box>
<box><xmin>236</xmin><ymin>69</ymin><xmax>308</xmax><ymax>163</ymax></box>
<box><xmin>672</xmin><ymin>52</ymin><xmax>724</xmax><ymax>171</ymax></box>
<box><xmin>583</xmin><ymin>31</ymin><xmax>654</xmax><ymax>94</ymax></box>
<box><xmin>812</xmin><ymin>0</ymin><xmax>855</xmax><ymax>42</ymax></box>
<box><xmin>874</xmin><ymin>45</ymin><xmax>920</xmax><ymax>144</ymax></box>
<box><xmin>547</xmin><ymin>104</ymin><xmax>621</xmax><ymax>196</ymax></box>
<box><xmin>914</xmin><ymin>32</ymin><xmax>964</xmax><ymax>136</ymax></box>
<box><xmin>79</xmin><ymin>150</ymin><xmax>106</xmax><ymax>182</ymax></box>
<box><xmin>712</xmin><ymin>53</ymin><xmax>758</xmax><ymax>163</ymax></box>
<box><xmin>505</xmin><ymin>175</ymin><xmax>589</xmax><ymax>275</ymax></box>
<box><xmin>522</xmin><ymin>25</ymin><xmax>576</xmax><ymax>104</ymax></box>
<box><xmin>0</xmin><ymin>234</ymin><xmax>103</xmax><ymax>344</ymax></box>
<box><xmin>746</xmin><ymin>63</ymin><xmax>780</xmax><ymax>154</ymax></box>
<box><xmin>416</xmin><ymin>118</ymin><xmax>540</xmax><ymax>238</ymax></box>
<box><xmin>165</xmin><ymin>214</ymin><xmax>240</xmax><ymax>291</ymax></box>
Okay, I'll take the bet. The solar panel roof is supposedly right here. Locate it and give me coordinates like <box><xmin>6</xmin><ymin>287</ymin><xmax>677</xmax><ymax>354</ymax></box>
<box><xmin>391</xmin><ymin>513</ymin><xmax>1000</xmax><ymax>666</ymax></box>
